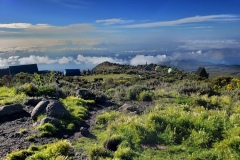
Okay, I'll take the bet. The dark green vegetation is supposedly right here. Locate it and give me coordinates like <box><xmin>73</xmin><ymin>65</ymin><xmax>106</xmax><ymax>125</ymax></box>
<box><xmin>5</xmin><ymin>140</ymin><xmax>72</xmax><ymax>160</ymax></box>
<box><xmin>2</xmin><ymin>62</ymin><xmax>240</xmax><ymax>159</ymax></box>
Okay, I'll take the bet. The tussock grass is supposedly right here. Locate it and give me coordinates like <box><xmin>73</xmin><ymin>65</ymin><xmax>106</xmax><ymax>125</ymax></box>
<box><xmin>5</xmin><ymin>140</ymin><xmax>72</xmax><ymax>160</ymax></box>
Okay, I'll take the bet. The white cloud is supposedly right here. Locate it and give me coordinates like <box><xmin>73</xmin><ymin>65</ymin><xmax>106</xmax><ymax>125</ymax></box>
<box><xmin>122</xmin><ymin>14</ymin><xmax>239</xmax><ymax>28</ymax></box>
<box><xmin>178</xmin><ymin>39</ymin><xmax>240</xmax><ymax>50</ymax></box>
<box><xmin>18</xmin><ymin>55</ymin><xmax>57</xmax><ymax>65</ymax></box>
<box><xmin>130</xmin><ymin>55</ymin><xmax>169</xmax><ymax>65</ymax></box>
<box><xmin>58</xmin><ymin>56</ymin><xmax>73</xmax><ymax>64</ymax></box>
<box><xmin>193</xmin><ymin>26</ymin><xmax>213</xmax><ymax>29</ymax></box>
<box><xmin>0</xmin><ymin>23</ymin><xmax>94</xmax><ymax>35</ymax></box>
<box><xmin>0</xmin><ymin>38</ymin><xmax>106</xmax><ymax>53</ymax></box>
<box><xmin>96</xmin><ymin>18</ymin><xmax>134</xmax><ymax>25</ymax></box>
<box><xmin>76</xmin><ymin>54</ymin><xmax>127</xmax><ymax>64</ymax></box>
<box><xmin>0</xmin><ymin>23</ymin><xmax>32</xmax><ymax>29</ymax></box>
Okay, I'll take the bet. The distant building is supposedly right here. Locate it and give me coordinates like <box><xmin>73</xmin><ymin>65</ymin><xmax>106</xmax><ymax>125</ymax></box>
<box><xmin>196</xmin><ymin>67</ymin><xmax>209</xmax><ymax>78</ymax></box>
<box><xmin>0</xmin><ymin>68</ymin><xmax>10</xmax><ymax>78</ymax></box>
<box><xmin>64</xmin><ymin>69</ymin><xmax>81</xmax><ymax>76</ymax></box>
<box><xmin>9</xmin><ymin>64</ymin><xmax>38</xmax><ymax>75</ymax></box>
<box><xmin>144</xmin><ymin>65</ymin><xmax>152</xmax><ymax>71</ymax></box>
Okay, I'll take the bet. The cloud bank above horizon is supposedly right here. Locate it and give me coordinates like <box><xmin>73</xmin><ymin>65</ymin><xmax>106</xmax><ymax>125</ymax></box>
<box><xmin>1</xmin><ymin>0</ymin><xmax>240</xmax><ymax>67</ymax></box>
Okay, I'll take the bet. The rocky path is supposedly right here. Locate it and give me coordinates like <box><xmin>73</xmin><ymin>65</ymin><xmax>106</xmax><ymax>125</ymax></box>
<box><xmin>0</xmin><ymin>100</ymin><xmax>107</xmax><ymax>159</ymax></box>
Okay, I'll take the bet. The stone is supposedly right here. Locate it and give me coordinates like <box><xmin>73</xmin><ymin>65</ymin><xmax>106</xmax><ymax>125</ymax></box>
<box><xmin>46</xmin><ymin>100</ymin><xmax>69</xmax><ymax>118</ymax></box>
<box><xmin>31</xmin><ymin>99</ymin><xmax>69</xmax><ymax>120</ymax></box>
<box><xmin>0</xmin><ymin>104</ymin><xmax>24</xmax><ymax>116</ymax></box>
<box><xmin>24</xmin><ymin>98</ymin><xmax>42</xmax><ymax>106</ymax></box>
<box><xmin>39</xmin><ymin>117</ymin><xmax>61</xmax><ymax>126</ymax></box>
<box><xmin>80</xmin><ymin>127</ymin><xmax>90</xmax><ymax>137</ymax></box>
<box><xmin>118</xmin><ymin>103</ymin><xmax>137</xmax><ymax>112</ymax></box>
<box><xmin>31</xmin><ymin>100</ymin><xmax>49</xmax><ymax>120</ymax></box>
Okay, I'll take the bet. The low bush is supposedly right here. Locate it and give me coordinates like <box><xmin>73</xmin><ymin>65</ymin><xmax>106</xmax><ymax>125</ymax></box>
<box><xmin>6</xmin><ymin>140</ymin><xmax>72</xmax><ymax>160</ymax></box>
<box><xmin>137</xmin><ymin>90</ymin><xmax>154</xmax><ymax>101</ymax></box>
<box><xmin>89</xmin><ymin>147</ymin><xmax>113</xmax><ymax>160</ymax></box>
<box><xmin>96</xmin><ymin>111</ymin><xmax>119</xmax><ymax>125</ymax></box>
<box><xmin>173</xmin><ymin>80</ymin><xmax>215</xmax><ymax>96</ymax></box>
<box><xmin>114</xmin><ymin>147</ymin><xmax>135</xmax><ymax>160</ymax></box>
<box><xmin>36</xmin><ymin>123</ymin><xmax>57</xmax><ymax>137</ymax></box>
<box><xmin>125</xmin><ymin>85</ymin><xmax>148</xmax><ymax>100</ymax></box>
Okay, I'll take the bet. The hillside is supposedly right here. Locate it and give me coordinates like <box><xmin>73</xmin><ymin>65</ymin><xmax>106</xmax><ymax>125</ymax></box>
<box><xmin>0</xmin><ymin>62</ymin><xmax>240</xmax><ymax>159</ymax></box>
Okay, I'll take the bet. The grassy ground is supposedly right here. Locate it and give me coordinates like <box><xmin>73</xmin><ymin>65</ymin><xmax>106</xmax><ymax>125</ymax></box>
<box><xmin>81</xmin><ymin>74</ymin><xmax>137</xmax><ymax>82</ymax></box>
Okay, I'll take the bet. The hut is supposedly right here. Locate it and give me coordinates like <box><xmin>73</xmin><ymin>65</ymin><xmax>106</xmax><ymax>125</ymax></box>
<box><xmin>196</xmin><ymin>67</ymin><xmax>209</xmax><ymax>78</ymax></box>
<box><xmin>155</xmin><ymin>66</ymin><xmax>162</xmax><ymax>72</ymax></box>
<box><xmin>144</xmin><ymin>65</ymin><xmax>152</xmax><ymax>71</ymax></box>
<box><xmin>9</xmin><ymin>64</ymin><xmax>38</xmax><ymax>75</ymax></box>
<box><xmin>168</xmin><ymin>68</ymin><xmax>173</xmax><ymax>73</ymax></box>
<box><xmin>64</xmin><ymin>69</ymin><xmax>81</xmax><ymax>76</ymax></box>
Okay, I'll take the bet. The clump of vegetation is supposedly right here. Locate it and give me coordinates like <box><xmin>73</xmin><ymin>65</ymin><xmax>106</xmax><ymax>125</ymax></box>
<box><xmin>5</xmin><ymin>140</ymin><xmax>73</xmax><ymax>160</ymax></box>
<box><xmin>60</xmin><ymin>96</ymin><xmax>93</xmax><ymax>126</ymax></box>
<box><xmin>1</xmin><ymin>62</ymin><xmax>240</xmax><ymax>159</ymax></box>
<box><xmin>37</xmin><ymin>123</ymin><xmax>58</xmax><ymax>137</ymax></box>
<box><xmin>0</xmin><ymin>87</ymin><xmax>26</xmax><ymax>105</ymax></box>
<box><xmin>125</xmin><ymin>85</ymin><xmax>148</xmax><ymax>100</ymax></box>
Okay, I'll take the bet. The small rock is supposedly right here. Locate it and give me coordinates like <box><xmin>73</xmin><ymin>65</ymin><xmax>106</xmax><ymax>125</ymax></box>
<box><xmin>118</xmin><ymin>103</ymin><xmax>137</xmax><ymax>112</ymax></box>
<box><xmin>39</xmin><ymin>117</ymin><xmax>61</xmax><ymax>126</ymax></box>
<box><xmin>80</xmin><ymin>127</ymin><xmax>90</xmax><ymax>137</ymax></box>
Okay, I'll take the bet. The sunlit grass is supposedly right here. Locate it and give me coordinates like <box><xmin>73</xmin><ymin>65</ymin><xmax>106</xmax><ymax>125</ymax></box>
<box><xmin>0</xmin><ymin>87</ymin><xmax>26</xmax><ymax>105</ymax></box>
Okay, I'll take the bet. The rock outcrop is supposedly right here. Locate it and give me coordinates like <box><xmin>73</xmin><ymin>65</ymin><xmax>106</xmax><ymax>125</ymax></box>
<box><xmin>0</xmin><ymin>104</ymin><xmax>25</xmax><ymax>116</ymax></box>
<box><xmin>31</xmin><ymin>99</ymin><xmax>69</xmax><ymax>120</ymax></box>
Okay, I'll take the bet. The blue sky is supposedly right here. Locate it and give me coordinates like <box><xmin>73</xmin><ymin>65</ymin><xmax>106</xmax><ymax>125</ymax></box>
<box><xmin>0</xmin><ymin>0</ymin><xmax>240</xmax><ymax>70</ymax></box>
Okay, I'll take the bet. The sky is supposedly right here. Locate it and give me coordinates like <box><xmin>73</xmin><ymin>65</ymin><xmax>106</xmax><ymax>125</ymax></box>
<box><xmin>0</xmin><ymin>0</ymin><xmax>240</xmax><ymax>70</ymax></box>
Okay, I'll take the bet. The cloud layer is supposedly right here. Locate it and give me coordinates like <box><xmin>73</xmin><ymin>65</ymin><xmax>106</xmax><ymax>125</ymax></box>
<box><xmin>96</xmin><ymin>18</ymin><xmax>134</xmax><ymax>25</ymax></box>
<box><xmin>122</xmin><ymin>14</ymin><xmax>239</xmax><ymax>28</ymax></box>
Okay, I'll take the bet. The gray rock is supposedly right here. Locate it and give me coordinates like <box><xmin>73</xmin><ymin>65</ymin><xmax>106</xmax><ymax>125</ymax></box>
<box><xmin>80</xmin><ymin>127</ymin><xmax>90</xmax><ymax>137</ymax></box>
<box><xmin>0</xmin><ymin>104</ymin><xmax>24</xmax><ymax>116</ymax></box>
<box><xmin>31</xmin><ymin>100</ymin><xmax>49</xmax><ymax>120</ymax></box>
<box><xmin>24</xmin><ymin>98</ymin><xmax>42</xmax><ymax>106</ymax></box>
<box><xmin>46</xmin><ymin>100</ymin><xmax>69</xmax><ymax>118</ymax></box>
<box><xmin>119</xmin><ymin>103</ymin><xmax>137</xmax><ymax>112</ymax></box>
<box><xmin>39</xmin><ymin>117</ymin><xmax>61</xmax><ymax>126</ymax></box>
<box><xmin>31</xmin><ymin>99</ymin><xmax>69</xmax><ymax>120</ymax></box>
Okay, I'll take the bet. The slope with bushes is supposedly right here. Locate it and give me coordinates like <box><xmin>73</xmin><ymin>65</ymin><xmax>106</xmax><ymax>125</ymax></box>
<box><xmin>1</xmin><ymin>61</ymin><xmax>240</xmax><ymax>160</ymax></box>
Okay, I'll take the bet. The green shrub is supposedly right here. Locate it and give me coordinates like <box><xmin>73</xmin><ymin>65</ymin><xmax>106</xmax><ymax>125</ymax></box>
<box><xmin>19</xmin><ymin>128</ymin><xmax>27</xmax><ymax>134</ymax></box>
<box><xmin>185</xmin><ymin>129</ymin><xmax>211</xmax><ymax>148</ymax></box>
<box><xmin>5</xmin><ymin>150</ymin><xmax>33</xmax><ymax>160</ymax></box>
<box><xmin>114</xmin><ymin>147</ymin><xmax>135</xmax><ymax>160</ymax></box>
<box><xmin>67</xmin><ymin>123</ymin><xmax>75</xmax><ymax>131</ymax></box>
<box><xmin>96</xmin><ymin>111</ymin><xmax>118</xmax><ymax>125</ymax></box>
<box><xmin>126</xmin><ymin>85</ymin><xmax>148</xmax><ymax>100</ymax></box>
<box><xmin>36</xmin><ymin>123</ymin><xmax>57</xmax><ymax>137</ymax></box>
<box><xmin>138</xmin><ymin>90</ymin><xmax>154</xmax><ymax>101</ymax></box>
<box><xmin>89</xmin><ymin>147</ymin><xmax>113</xmax><ymax>160</ymax></box>
<box><xmin>174</xmin><ymin>80</ymin><xmax>214</xmax><ymax>96</ymax></box>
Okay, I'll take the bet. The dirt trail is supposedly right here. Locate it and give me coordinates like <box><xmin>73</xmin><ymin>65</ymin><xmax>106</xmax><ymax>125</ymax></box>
<box><xmin>0</xmin><ymin>102</ymin><xmax>107</xmax><ymax>159</ymax></box>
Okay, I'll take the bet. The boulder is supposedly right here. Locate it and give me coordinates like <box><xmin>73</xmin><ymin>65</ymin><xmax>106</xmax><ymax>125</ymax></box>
<box><xmin>80</xmin><ymin>127</ymin><xmax>90</xmax><ymax>137</ymax></box>
<box><xmin>118</xmin><ymin>103</ymin><xmax>137</xmax><ymax>113</ymax></box>
<box><xmin>24</xmin><ymin>98</ymin><xmax>43</xmax><ymax>106</ymax></box>
<box><xmin>31</xmin><ymin>99</ymin><xmax>69</xmax><ymax>120</ymax></box>
<box><xmin>39</xmin><ymin>117</ymin><xmax>61</xmax><ymax>126</ymax></box>
<box><xmin>46</xmin><ymin>100</ymin><xmax>69</xmax><ymax>118</ymax></box>
<box><xmin>31</xmin><ymin>100</ymin><xmax>49</xmax><ymax>120</ymax></box>
<box><xmin>0</xmin><ymin>104</ymin><xmax>24</xmax><ymax>116</ymax></box>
